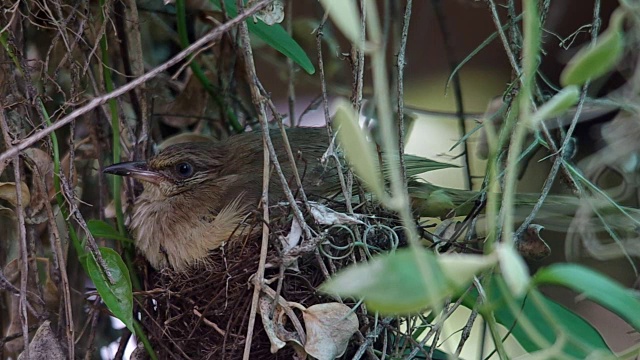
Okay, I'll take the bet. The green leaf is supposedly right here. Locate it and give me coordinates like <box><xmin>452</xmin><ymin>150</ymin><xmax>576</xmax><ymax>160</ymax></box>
<box><xmin>437</xmin><ymin>253</ymin><xmax>496</xmax><ymax>288</ymax></box>
<box><xmin>333</xmin><ymin>99</ymin><xmax>385</xmax><ymax>199</ymax></box>
<box><xmin>211</xmin><ymin>0</ymin><xmax>315</xmax><ymax>74</ymax></box>
<box><xmin>88</xmin><ymin>219</ymin><xmax>132</xmax><ymax>243</ymax></box>
<box><xmin>495</xmin><ymin>243</ymin><xmax>530</xmax><ymax>297</ymax></box>
<box><xmin>534</xmin><ymin>263</ymin><xmax>640</xmax><ymax>331</ymax></box>
<box><xmin>530</xmin><ymin>86</ymin><xmax>580</xmax><ymax>126</ymax></box>
<box><xmin>461</xmin><ymin>277</ymin><xmax>613</xmax><ymax>357</ymax></box>
<box><xmin>560</xmin><ymin>8</ymin><xmax>626</xmax><ymax>86</ymax></box>
<box><xmin>320</xmin><ymin>248</ymin><xmax>452</xmax><ymax>314</ymax></box>
<box><xmin>395</xmin><ymin>154</ymin><xmax>459</xmax><ymax>178</ymax></box>
<box><xmin>419</xmin><ymin>189</ymin><xmax>455</xmax><ymax>218</ymax></box>
<box><xmin>86</xmin><ymin>247</ymin><xmax>134</xmax><ymax>333</ymax></box>
<box><xmin>319</xmin><ymin>0</ymin><xmax>361</xmax><ymax>45</ymax></box>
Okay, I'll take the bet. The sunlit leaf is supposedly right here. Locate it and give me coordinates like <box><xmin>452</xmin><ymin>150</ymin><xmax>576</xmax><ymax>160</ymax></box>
<box><xmin>534</xmin><ymin>263</ymin><xmax>640</xmax><ymax>331</ymax></box>
<box><xmin>85</xmin><ymin>247</ymin><xmax>134</xmax><ymax>333</ymax></box>
<box><xmin>560</xmin><ymin>8</ymin><xmax>626</xmax><ymax>86</ymax></box>
<box><xmin>319</xmin><ymin>0</ymin><xmax>361</xmax><ymax>45</ymax></box>
<box><xmin>495</xmin><ymin>243</ymin><xmax>530</xmax><ymax>297</ymax></box>
<box><xmin>320</xmin><ymin>248</ymin><xmax>451</xmax><ymax>314</ymax></box>
<box><xmin>530</xmin><ymin>86</ymin><xmax>580</xmax><ymax>126</ymax></box>
<box><xmin>437</xmin><ymin>253</ymin><xmax>495</xmax><ymax>289</ymax></box>
<box><xmin>333</xmin><ymin>99</ymin><xmax>385</xmax><ymax>199</ymax></box>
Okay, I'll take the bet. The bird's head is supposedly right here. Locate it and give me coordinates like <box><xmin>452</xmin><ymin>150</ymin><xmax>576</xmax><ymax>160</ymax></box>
<box><xmin>104</xmin><ymin>143</ymin><xmax>225</xmax><ymax>198</ymax></box>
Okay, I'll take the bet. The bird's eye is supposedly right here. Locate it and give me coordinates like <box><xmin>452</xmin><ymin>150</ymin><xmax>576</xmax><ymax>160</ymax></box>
<box><xmin>175</xmin><ymin>162</ymin><xmax>194</xmax><ymax>178</ymax></box>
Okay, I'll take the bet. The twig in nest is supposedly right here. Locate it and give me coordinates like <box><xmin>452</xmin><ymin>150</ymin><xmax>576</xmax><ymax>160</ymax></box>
<box><xmin>193</xmin><ymin>309</ymin><xmax>227</xmax><ymax>337</ymax></box>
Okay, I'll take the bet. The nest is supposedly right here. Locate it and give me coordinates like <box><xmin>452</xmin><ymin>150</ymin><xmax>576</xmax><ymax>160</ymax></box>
<box><xmin>138</xmin><ymin>201</ymin><xmax>405</xmax><ymax>359</ymax></box>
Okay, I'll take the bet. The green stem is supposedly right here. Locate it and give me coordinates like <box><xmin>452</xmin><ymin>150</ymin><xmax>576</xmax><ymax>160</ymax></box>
<box><xmin>133</xmin><ymin>320</ymin><xmax>158</xmax><ymax>360</ymax></box>
<box><xmin>501</xmin><ymin>0</ymin><xmax>540</xmax><ymax>245</ymax></box>
<box><xmin>99</xmin><ymin>0</ymin><xmax>126</xmax><ymax>237</ymax></box>
<box><xmin>39</xmin><ymin>103</ymin><xmax>85</xmax><ymax>260</ymax></box>
<box><xmin>98</xmin><ymin>1</ymin><xmax>152</xmax><ymax>357</ymax></box>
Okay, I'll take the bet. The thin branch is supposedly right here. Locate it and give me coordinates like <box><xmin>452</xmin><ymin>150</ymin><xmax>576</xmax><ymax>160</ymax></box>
<box><xmin>34</xmin><ymin>160</ymin><xmax>74</xmax><ymax>358</ymax></box>
<box><xmin>0</xmin><ymin>0</ymin><xmax>275</xmax><ymax>165</ymax></box>
<box><xmin>396</xmin><ymin>0</ymin><xmax>412</xmax><ymax>188</ymax></box>
<box><xmin>235</xmin><ymin>2</ymin><xmax>274</xmax><ymax>358</ymax></box>
<box><xmin>316</xmin><ymin>20</ymin><xmax>354</xmax><ymax>213</ymax></box>
<box><xmin>286</xmin><ymin>0</ymin><xmax>296</xmax><ymax>127</ymax></box>
<box><xmin>515</xmin><ymin>1</ymin><xmax>601</xmax><ymax>236</ymax></box>
<box><xmin>0</xmin><ymin>110</ymin><xmax>30</xmax><ymax>359</ymax></box>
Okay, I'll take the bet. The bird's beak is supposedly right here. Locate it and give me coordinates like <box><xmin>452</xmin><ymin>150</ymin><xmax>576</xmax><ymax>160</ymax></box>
<box><xmin>103</xmin><ymin>161</ymin><xmax>163</xmax><ymax>184</ymax></box>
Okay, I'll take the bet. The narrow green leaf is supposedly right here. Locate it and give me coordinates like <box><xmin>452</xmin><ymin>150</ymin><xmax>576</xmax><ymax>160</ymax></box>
<box><xmin>86</xmin><ymin>247</ymin><xmax>134</xmax><ymax>333</ymax></box>
<box><xmin>461</xmin><ymin>277</ymin><xmax>613</xmax><ymax>357</ymax></box>
<box><xmin>88</xmin><ymin>219</ymin><xmax>133</xmax><ymax>243</ymax></box>
<box><xmin>394</xmin><ymin>154</ymin><xmax>459</xmax><ymax>178</ymax></box>
<box><xmin>320</xmin><ymin>248</ymin><xmax>451</xmax><ymax>314</ymax></box>
<box><xmin>560</xmin><ymin>8</ymin><xmax>626</xmax><ymax>87</ymax></box>
<box><xmin>534</xmin><ymin>263</ymin><xmax>640</xmax><ymax>331</ymax></box>
<box><xmin>530</xmin><ymin>86</ymin><xmax>580</xmax><ymax>126</ymax></box>
<box><xmin>211</xmin><ymin>0</ymin><xmax>315</xmax><ymax>74</ymax></box>
<box><xmin>333</xmin><ymin>99</ymin><xmax>385</xmax><ymax>199</ymax></box>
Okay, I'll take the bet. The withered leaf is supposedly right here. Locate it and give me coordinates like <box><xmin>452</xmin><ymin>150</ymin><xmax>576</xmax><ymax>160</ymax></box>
<box><xmin>0</xmin><ymin>182</ymin><xmax>31</xmax><ymax>207</ymax></box>
<box><xmin>302</xmin><ymin>303</ymin><xmax>359</xmax><ymax>360</ymax></box>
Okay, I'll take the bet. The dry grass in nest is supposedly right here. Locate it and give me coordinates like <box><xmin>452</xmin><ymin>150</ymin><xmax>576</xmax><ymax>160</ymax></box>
<box><xmin>137</xmin><ymin>201</ymin><xmax>404</xmax><ymax>359</ymax></box>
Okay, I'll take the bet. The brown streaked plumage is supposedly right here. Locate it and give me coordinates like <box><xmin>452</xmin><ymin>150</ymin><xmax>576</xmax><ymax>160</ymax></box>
<box><xmin>104</xmin><ymin>128</ymin><xmax>335</xmax><ymax>270</ymax></box>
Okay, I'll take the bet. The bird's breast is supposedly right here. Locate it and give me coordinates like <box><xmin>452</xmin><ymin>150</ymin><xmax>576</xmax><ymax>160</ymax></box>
<box><xmin>130</xmin><ymin>191</ymin><xmax>251</xmax><ymax>270</ymax></box>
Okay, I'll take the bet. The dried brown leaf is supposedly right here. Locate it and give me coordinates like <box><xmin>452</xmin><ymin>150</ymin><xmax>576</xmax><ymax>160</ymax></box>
<box><xmin>0</xmin><ymin>182</ymin><xmax>31</xmax><ymax>207</ymax></box>
<box><xmin>517</xmin><ymin>224</ymin><xmax>551</xmax><ymax>261</ymax></box>
<box><xmin>302</xmin><ymin>303</ymin><xmax>359</xmax><ymax>360</ymax></box>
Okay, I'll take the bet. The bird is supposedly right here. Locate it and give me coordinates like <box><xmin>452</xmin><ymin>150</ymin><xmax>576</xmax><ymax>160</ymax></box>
<box><xmin>104</xmin><ymin>127</ymin><xmax>640</xmax><ymax>271</ymax></box>
<box><xmin>104</xmin><ymin>127</ymin><xmax>338</xmax><ymax>270</ymax></box>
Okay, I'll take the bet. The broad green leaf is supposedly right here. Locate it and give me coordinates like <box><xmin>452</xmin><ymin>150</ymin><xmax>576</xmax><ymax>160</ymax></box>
<box><xmin>86</xmin><ymin>247</ymin><xmax>134</xmax><ymax>333</ymax></box>
<box><xmin>534</xmin><ymin>263</ymin><xmax>640</xmax><ymax>331</ymax></box>
<box><xmin>319</xmin><ymin>0</ymin><xmax>361</xmax><ymax>45</ymax></box>
<box><xmin>530</xmin><ymin>86</ymin><xmax>580</xmax><ymax>126</ymax></box>
<box><xmin>211</xmin><ymin>0</ymin><xmax>315</xmax><ymax>74</ymax></box>
<box><xmin>320</xmin><ymin>248</ymin><xmax>451</xmax><ymax>314</ymax></box>
<box><xmin>461</xmin><ymin>277</ymin><xmax>613</xmax><ymax>357</ymax></box>
<box><xmin>560</xmin><ymin>8</ymin><xmax>626</xmax><ymax>86</ymax></box>
<box><xmin>88</xmin><ymin>219</ymin><xmax>132</xmax><ymax>243</ymax></box>
<box><xmin>333</xmin><ymin>99</ymin><xmax>385</xmax><ymax>199</ymax></box>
